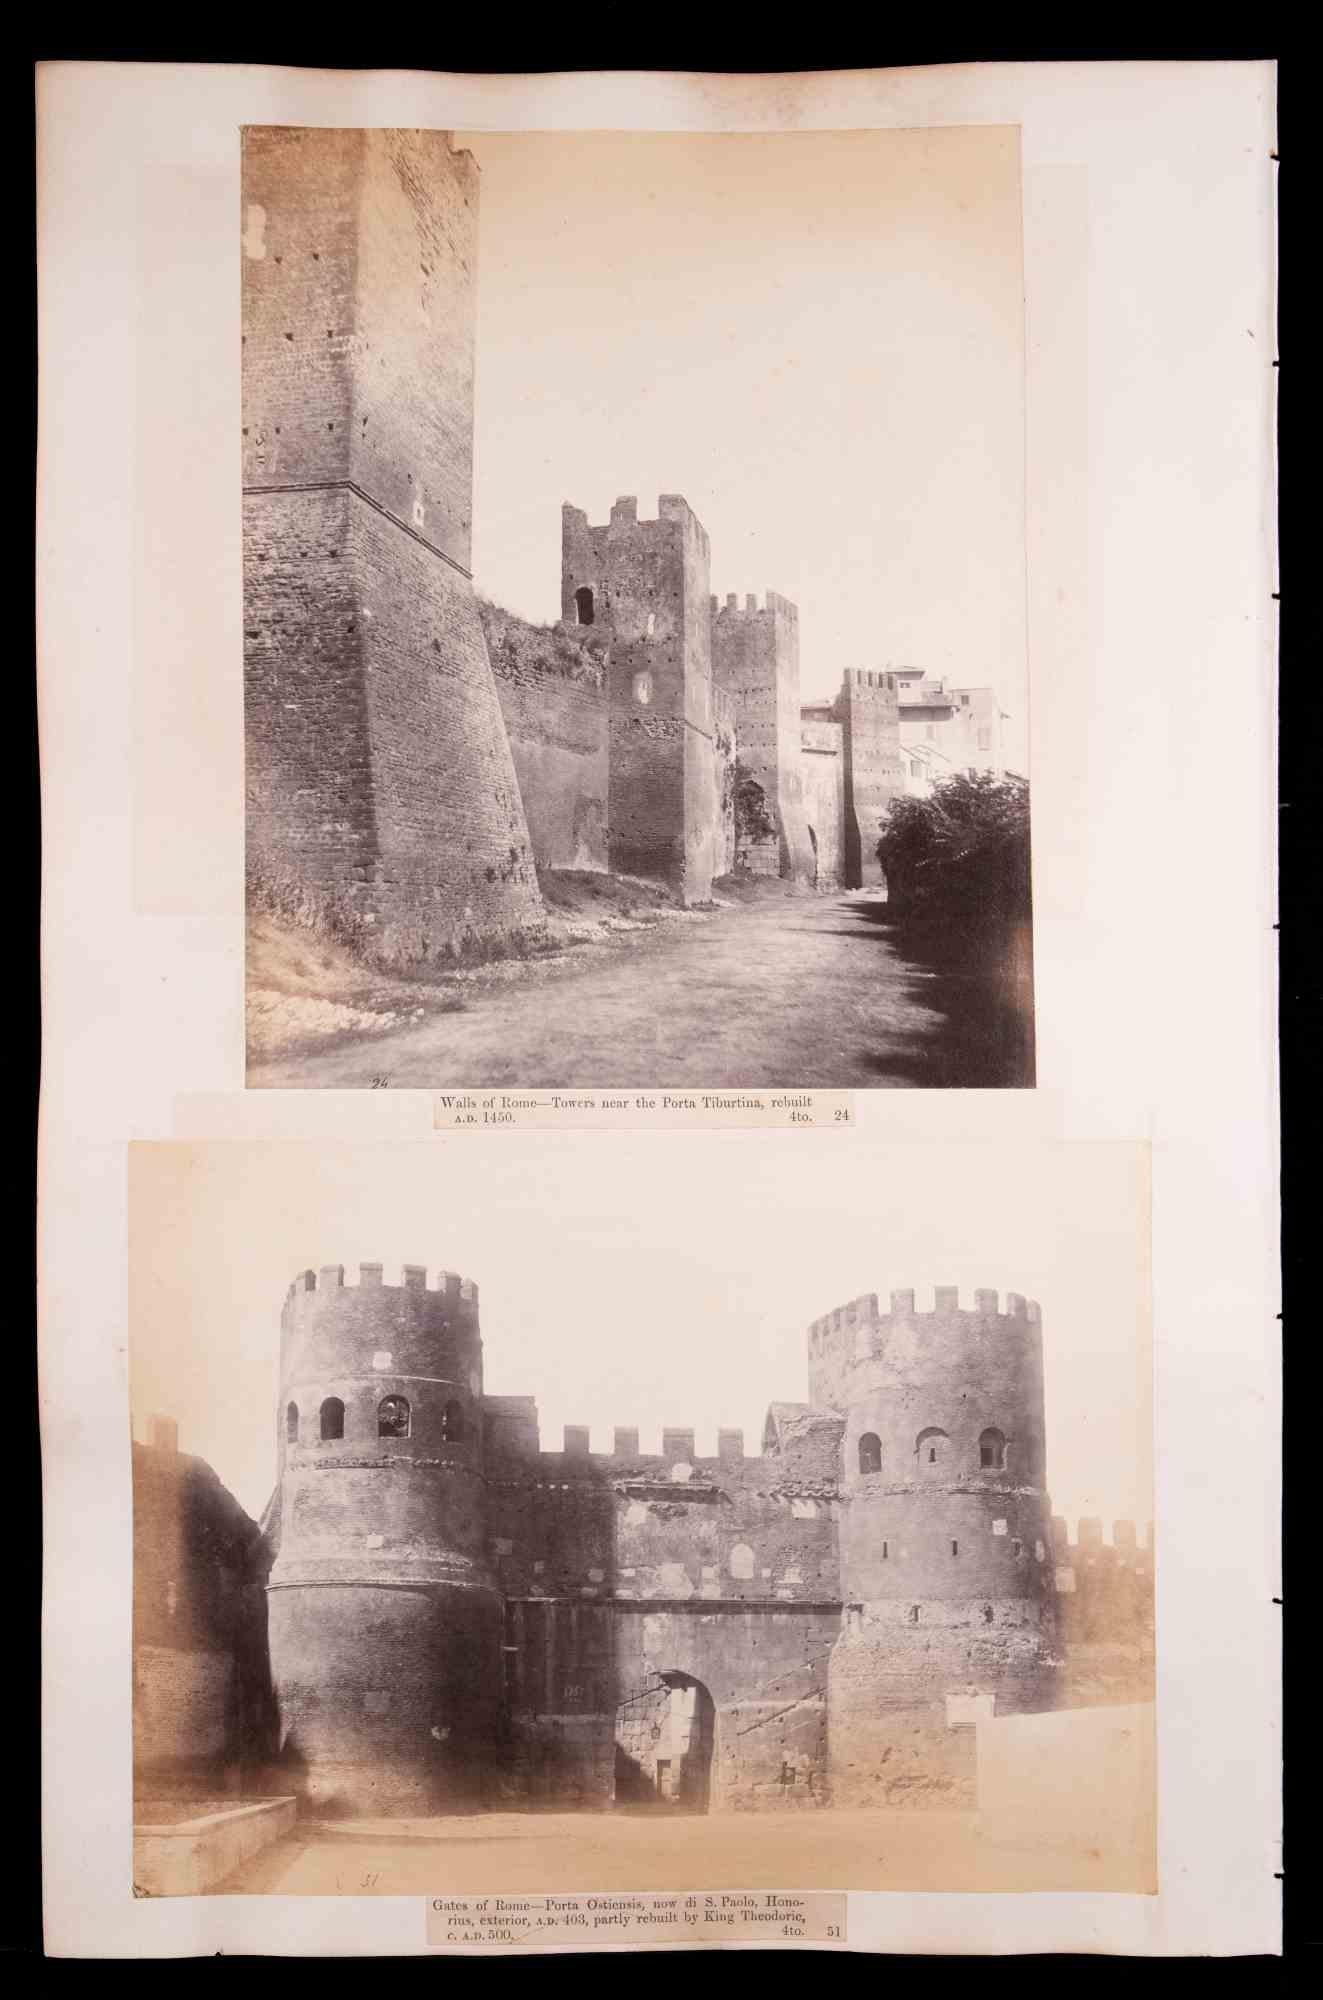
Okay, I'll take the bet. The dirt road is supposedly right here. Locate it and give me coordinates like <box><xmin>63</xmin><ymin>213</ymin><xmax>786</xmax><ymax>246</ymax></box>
<box><xmin>212</xmin><ymin>1803</ymin><xmax>1140</xmax><ymax>1897</ymax></box>
<box><xmin>247</xmin><ymin>891</ymin><xmax>1030</xmax><ymax>1091</ymax></box>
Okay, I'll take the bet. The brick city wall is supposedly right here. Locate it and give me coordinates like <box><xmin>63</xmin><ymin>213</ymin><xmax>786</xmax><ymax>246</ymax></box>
<box><xmin>711</xmin><ymin>592</ymin><xmax>814</xmax><ymax>883</ymax></box>
<box><xmin>799</xmin><ymin>713</ymin><xmax>845</xmax><ymax>889</ymax></box>
<box><xmin>562</xmin><ymin>496</ymin><xmax>723</xmax><ymax>903</ymax></box>
<box><xmin>242</xmin><ymin>125</ymin><xmax>543</xmax><ymax>966</ymax></box>
<box><xmin>836</xmin><ymin>669</ymin><xmax>904</xmax><ymax>888</ymax></box>
<box><xmin>132</xmin><ymin>1441</ymin><xmax>267</xmax><ymax>1781</ymax></box>
<box><xmin>479</xmin><ymin>601</ymin><xmax>609</xmax><ymax>873</ymax></box>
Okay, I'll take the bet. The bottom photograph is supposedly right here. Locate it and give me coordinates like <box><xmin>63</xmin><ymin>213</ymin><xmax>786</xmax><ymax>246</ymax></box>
<box><xmin>127</xmin><ymin>1137</ymin><xmax>1155</xmax><ymax>1898</ymax></box>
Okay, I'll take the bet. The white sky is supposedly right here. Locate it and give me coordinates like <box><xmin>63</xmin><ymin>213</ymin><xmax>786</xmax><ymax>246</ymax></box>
<box><xmin>463</xmin><ymin>127</ymin><xmax>1029</xmax><ymax>770</ymax></box>
<box><xmin>130</xmin><ymin>1139</ymin><xmax>1150</xmax><ymax>1535</ymax></box>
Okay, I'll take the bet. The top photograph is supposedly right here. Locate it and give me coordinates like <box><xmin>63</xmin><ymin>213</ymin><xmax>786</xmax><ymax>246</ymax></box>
<box><xmin>242</xmin><ymin>125</ymin><xmax>1035</xmax><ymax>1090</ymax></box>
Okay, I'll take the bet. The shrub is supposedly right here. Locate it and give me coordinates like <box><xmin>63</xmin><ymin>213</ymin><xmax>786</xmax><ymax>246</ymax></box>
<box><xmin>876</xmin><ymin>772</ymin><xmax>1031</xmax><ymax>931</ymax></box>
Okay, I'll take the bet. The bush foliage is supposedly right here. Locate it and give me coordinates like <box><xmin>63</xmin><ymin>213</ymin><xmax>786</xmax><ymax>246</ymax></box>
<box><xmin>876</xmin><ymin>772</ymin><xmax>1031</xmax><ymax>930</ymax></box>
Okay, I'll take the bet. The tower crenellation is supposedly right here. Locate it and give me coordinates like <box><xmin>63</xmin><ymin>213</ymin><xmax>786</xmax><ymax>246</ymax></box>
<box><xmin>243</xmin><ymin>1259</ymin><xmax>1133</xmax><ymax>1818</ymax></box>
<box><xmin>267</xmin><ymin>1259</ymin><xmax>502</xmax><ymax>1814</ymax></box>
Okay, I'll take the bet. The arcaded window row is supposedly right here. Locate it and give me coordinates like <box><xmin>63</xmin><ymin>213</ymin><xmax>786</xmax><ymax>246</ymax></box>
<box><xmin>856</xmin><ymin>1426</ymin><xmax>1007</xmax><ymax>1475</ymax></box>
<box><xmin>284</xmin><ymin>1396</ymin><xmax>467</xmax><ymax>1445</ymax></box>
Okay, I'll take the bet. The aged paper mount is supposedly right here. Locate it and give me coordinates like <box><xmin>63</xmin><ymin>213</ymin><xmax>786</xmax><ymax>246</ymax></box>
<box><xmin>37</xmin><ymin>60</ymin><xmax>1279</xmax><ymax>1958</ymax></box>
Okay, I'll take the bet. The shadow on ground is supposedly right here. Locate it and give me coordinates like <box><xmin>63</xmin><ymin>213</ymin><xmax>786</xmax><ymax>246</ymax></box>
<box><xmin>838</xmin><ymin>903</ymin><xmax>1036</xmax><ymax>1089</ymax></box>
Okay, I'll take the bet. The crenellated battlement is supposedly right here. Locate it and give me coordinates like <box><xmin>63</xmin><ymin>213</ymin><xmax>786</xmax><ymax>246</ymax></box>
<box><xmin>491</xmin><ymin>1422</ymin><xmax>756</xmax><ymax>1466</ymax></box>
<box><xmin>283</xmin><ymin>1262</ymin><xmax>479</xmax><ymax>1305</ymax></box>
<box><xmin>808</xmin><ymin>1287</ymin><xmax>1041</xmax><ymax>1347</ymax></box>
<box><xmin>1051</xmin><ymin>1515</ymin><xmax>1155</xmax><ymax>1560</ymax></box>
<box><xmin>709</xmin><ymin>590</ymin><xmax>798</xmax><ymax>622</ymax></box>
<box><xmin>564</xmin><ymin>494</ymin><xmax>709</xmax><ymax>553</ymax></box>
<box><xmin>840</xmin><ymin>667</ymin><xmax>899</xmax><ymax>694</ymax></box>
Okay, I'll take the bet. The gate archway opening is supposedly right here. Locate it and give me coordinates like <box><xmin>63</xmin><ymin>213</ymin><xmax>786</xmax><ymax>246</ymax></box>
<box><xmin>613</xmin><ymin>1671</ymin><xmax>715</xmax><ymax>1812</ymax></box>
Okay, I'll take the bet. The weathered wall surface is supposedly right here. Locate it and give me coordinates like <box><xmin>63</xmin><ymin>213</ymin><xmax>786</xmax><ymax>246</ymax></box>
<box><xmin>132</xmin><ymin>1441</ymin><xmax>266</xmax><ymax>1781</ymax></box>
<box><xmin>800</xmin><ymin>713</ymin><xmax>845</xmax><ymax>889</ymax></box>
<box><xmin>711</xmin><ymin>593</ymin><xmax>815</xmax><ymax>883</ymax></box>
<box><xmin>813</xmin><ymin>1286</ymin><xmax>1059</xmax><ymax>1805</ymax></box>
<box><xmin>711</xmin><ymin>683</ymin><xmax>738</xmax><ymax>878</ymax></box>
<box><xmin>479</xmin><ymin>601</ymin><xmax>609</xmax><ymax>872</ymax></box>
<box><xmin>150</xmin><ymin>1265</ymin><xmax>1147</xmax><ymax>1817</ymax></box>
<box><xmin>616</xmin><ymin>1605</ymin><xmax>837</xmax><ymax>1810</ymax></box>
<box><xmin>836</xmin><ymin>669</ymin><xmax>904</xmax><ymax>887</ymax></box>
<box><xmin>266</xmin><ymin>1266</ymin><xmax>503</xmax><ymax>1812</ymax></box>
<box><xmin>482</xmin><ymin>1426</ymin><xmax>842</xmax><ymax>1808</ymax></box>
<box><xmin>1051</xmin><ymin>1518</ymin><xmax>1156</xmax><ymax>1707</ymax></box>
<box><xmin>562</xmin><ymin>496</ymin><xmax>720</xmax><ymax>903</ymax></box>
<box><xmin>242</xmin><ymin>126</ymin><xmax>543</xmax><ymax>966</ymax></box>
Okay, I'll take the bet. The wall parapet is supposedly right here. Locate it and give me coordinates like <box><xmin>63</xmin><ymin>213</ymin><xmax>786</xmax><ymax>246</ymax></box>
<box><xmin>808</xmin><ymin>1287</ymin><xmax>1041</xmax><ymax>1343</ymax></box>
<box><xmin>283</xmin><ymin>1262</ymin><xmax>478</xmax><ymax>1304</ymax></box>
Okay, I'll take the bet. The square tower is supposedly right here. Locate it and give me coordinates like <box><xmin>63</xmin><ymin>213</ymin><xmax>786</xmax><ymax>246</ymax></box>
<box><xmin>242</xmin><ymin>128</ymin><xmax>543</xmax><ymax>966</ymax></box>
<box><xmin>562</xmin><ymin>496</ymin><xmax>722</xmax><ymax>904</ymax></box>
<box><xmin>711</xmin><ymin>591</ymin><xmax>816</xmax><ymax>883</ymax></box>
<box><xmin>836</xmin><ymin>669</ymin><xmax>904</xmax><ymax>887</ymax></box>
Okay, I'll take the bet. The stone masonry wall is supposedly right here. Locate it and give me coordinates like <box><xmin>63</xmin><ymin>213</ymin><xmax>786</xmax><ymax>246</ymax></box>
<box><xmin>242</xmin><ymin>126</ymin><xmax>543</xmax><ymax>966</ymax></box>
<box><xmin>711</xmin><ymin>592</ymin><xmax>815</xmax><ymax>883</ymax></box>
<box><xmin>562</xmin><ymin>496</ymin><xmax>721</xmax><ymax>903</ymax></box>
<box><xmin>132</xmin><ymin>1441</ymin><xmax>266</xmax><ymax>1782</ymax></box>
<box><xmin>836</xmin><ymin>669</ymin><xmax>904</xmax><ymax>888</ymax></box>
<box><xmin>800</xmin><ymin>713</ymin><xmax>845</xmax><ymax>889</ymax></box>
<box><xmin>483</xmin><ymin>1421</ymin><xmax>842</xmax><ymax>1808</ymax></box>
<box><xmin>479</xmin><ymin>601</ymin><xmax>609</xmax><ymax>873</ymax></box>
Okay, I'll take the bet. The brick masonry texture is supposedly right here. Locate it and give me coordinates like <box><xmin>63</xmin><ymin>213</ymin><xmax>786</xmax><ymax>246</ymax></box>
<box><xmin>135</xmin><ymin>1269</ymin><xmax>1152</xmax><ymax>1815</ymax></box>
<box><xmin>479</xmin><ymin>601</ymin><xmax>610</xmax><ymax>873</ymax></box>
<box><xmin>242</xmin><ymin>126</ymin><xmax>981</xmax><ymax>956</ymax></box>
<box><xmin>712</xmin><ymin>593</ymin><xmax>816</xmax><ymax>883</ymax></box>
<box><xmin>242</xmin><ymin>126</ymin><xmax>543</xmax><ymax>965</ymax></box>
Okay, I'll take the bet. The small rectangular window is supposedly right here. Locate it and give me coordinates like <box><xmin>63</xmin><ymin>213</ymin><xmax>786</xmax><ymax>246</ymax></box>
<box><xmin>951</xmin><ymin>1540</ymin><xmax>959</xmax><ymax>1556</ymax></box>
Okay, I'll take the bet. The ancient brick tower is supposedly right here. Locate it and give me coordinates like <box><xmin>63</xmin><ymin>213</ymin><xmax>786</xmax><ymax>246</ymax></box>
<box><xmin>241</xmin><ymin>128</ymin><xmax>543</xmax><ymax>966</ymax></box>
<box><xmin>561</xmin><ymin>496</ymin><xmax>724</xmax><ymax>904</ymax></box>
<box><xmin>813</xmin><ymin>1287</ymin><xmax>1060</xmax><ymax>1806</ymax></box>
<box><xmin>836</xmin><ymin>669</ymin><xmax>904</xmax><ymax>888</ymax></box>
<box><xmin>265</xmin><ymin>1263</ymin><xmax>502</xmax><ymax>1814</ymax></box>
<box><xmin>711</xmin><ymin>591</ymin><xmax>816</xmax><ymax>884</ymax></box>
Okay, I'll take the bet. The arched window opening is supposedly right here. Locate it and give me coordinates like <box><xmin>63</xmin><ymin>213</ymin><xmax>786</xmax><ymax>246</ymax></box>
<box><xmin>285</xmin><ymin>1401</ymin><xmax>299</xmax><ymax>1443</ymax></box>
<box><xmin>858</xmin><ymin>1432</ymin><xmax>882</xmax><ymax>1476</ymax></box>
<box><xmin>378</xmin><ymin>1396</ymin><xmax>410</xmax><ymax>1439</ymax></box>
<box><xmin>319</xmin><ymin>1396</ymin><xmax>345</xmax><ymax>1441</ymax></box>
<box><xmin>916</xmin><ymin>1426</ymin><xmax>949</xmax><ymax>1467</ymax></box>
<box><xmin>441</xmin><ymin>1399</ymin><xmax>465</xmax><ymax>1444</ymax></box>
<box><xmin>979</xmin><ymin>1427</ymin><xmax>1007</xmax><ymax>1471</ymax></box>
<box><xmin>574</xmin><ymin>585</ymin><xmax>595</xmax><ymax>627</ymax></box>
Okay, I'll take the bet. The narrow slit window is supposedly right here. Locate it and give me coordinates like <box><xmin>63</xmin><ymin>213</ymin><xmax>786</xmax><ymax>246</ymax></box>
<box><xmin>916</xmin><ymin>1426</ymin><xmax>948</xmax><ymax>1468</ymax></box>
<box><xmin>441</xmin><ymin>1399</ymin><xmax>465</xmax><ymax>1444</ymax></box>
<box><xmin>285</xmin><ymin>1401</ymin><xmax>298</xmax><ymax>1443</ymax></box>
<box><xmin>951</xmin><ymin>1540</ymin><xmax>959</xmax><ymax>1556</ymax></box>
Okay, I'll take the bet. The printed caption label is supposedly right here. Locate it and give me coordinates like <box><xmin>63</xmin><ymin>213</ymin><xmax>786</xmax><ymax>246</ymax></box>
<box><xmin>427</xmin><ymin>1891</ymin><xmax>846</xmax><ymax>1948</ymax></box>
<box><xmin>433</xmin><ymin>1091</ymin><xmax>854</xmax><ymax>1130</ymax></box>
